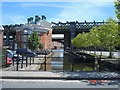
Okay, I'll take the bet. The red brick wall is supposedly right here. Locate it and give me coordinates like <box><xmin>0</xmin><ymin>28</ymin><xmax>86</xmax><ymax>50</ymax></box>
<box><xmin>40</xmin><ymin>33</ymin><xmax>47</xmax><ymax>49</ymax></box>
<box><xmin>48</xmin><ymin>29</ymin><xmax>52</xmax><ymax>49</ymax></box>
<box><xmin>40</xmin><ymin>29</ymin><xmax>52</xmax><ymax>49</ymax></box>
<box><xmin>16</xmin><ymin>31</ymin><xmax>22</xmax><ymax>48</ymax></box>
<box><xmin>16</xmin><ymin>29</ymin><xmax>52</xmax><ymax>49</ymax></box>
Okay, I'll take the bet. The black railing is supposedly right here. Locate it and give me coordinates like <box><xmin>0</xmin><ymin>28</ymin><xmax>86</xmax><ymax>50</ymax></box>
<box><xmin>12</xmin><ymin>54</ymin><xmax>120</xmax><ymax>71</ymax></box>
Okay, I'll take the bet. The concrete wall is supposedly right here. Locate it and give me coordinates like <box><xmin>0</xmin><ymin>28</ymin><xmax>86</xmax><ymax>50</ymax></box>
<box><xmin>0</xmin><ymin>32</ymin><xmax>3</xmax><ymax>67</ymax></box>
<box><xmin>0</xmin><ymin>32</ymin><xmax>3</xmax><ymax>49</ymax></box>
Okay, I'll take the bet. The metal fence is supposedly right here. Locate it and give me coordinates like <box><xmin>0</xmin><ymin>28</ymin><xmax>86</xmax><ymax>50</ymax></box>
<box><xmin>10</xmin><ymin>53</ymin><xmax>120</xmax><ymax>72</ymax></box>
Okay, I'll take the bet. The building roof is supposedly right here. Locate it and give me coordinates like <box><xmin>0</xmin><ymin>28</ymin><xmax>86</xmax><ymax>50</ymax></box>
<box><xmin>39</xmin><ymin>20</ymin><xmax>52</xmax><ymax>29</ymax></box>
<box><xmin>15</xmin><ymin>24</ymin><xmax>49</xmax><ymax>33</ymax></box>
<box><xmin>0</xmin><ymin>25</ymin><xmax>4</xmax><ymax>31</ymax></box>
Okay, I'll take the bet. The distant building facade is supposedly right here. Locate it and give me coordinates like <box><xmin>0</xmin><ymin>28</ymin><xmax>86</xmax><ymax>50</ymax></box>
<box><xmin>16</xmin><ymin>15</ymin><xmax>52</xmax><ymax>49</ymax></box>
<box><xmin>52</xmin><ymin>41</ymin><xmax>64</xmax><ymax>49</ymax></box>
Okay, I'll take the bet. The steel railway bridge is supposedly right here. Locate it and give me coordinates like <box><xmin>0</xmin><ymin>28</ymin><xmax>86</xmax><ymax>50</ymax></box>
<box><xmin>3</xmin><ymin>21</ymin><xmax>105</xmax><ymax>50</ymax></box>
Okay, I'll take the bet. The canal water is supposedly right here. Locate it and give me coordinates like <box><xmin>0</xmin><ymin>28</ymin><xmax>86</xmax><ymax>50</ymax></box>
<box><xmin>50</xmin><ymin>49</ymin><xmax>63</xmax><ymax>70</ymax></box>
<box><xmin>47</xmin><ymin>49</ymin><xmax>120</xmax><ymax>72</ymax></box>
<box><xmin>41</xmin><ymin>49</ymin><xmax>120</xmax><ymax>86</ymax></box>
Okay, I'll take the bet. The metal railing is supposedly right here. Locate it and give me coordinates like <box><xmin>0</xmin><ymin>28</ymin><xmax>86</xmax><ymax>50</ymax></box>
<box><xmin>10</xmin><ymin>53</ymin><xmax>120</xmax><ymax>72</ymax></box>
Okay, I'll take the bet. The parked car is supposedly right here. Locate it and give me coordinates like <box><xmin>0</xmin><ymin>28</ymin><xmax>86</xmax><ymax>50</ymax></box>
<box><xmin>6</xmin><ymin>57</ymin><xmax>12</xmax><ymax>66</ymax></box>
<box><xmin>7</xmin><ymin>50</ymin><xmax>18</xmax><ymax>59</ymax></box>
<box><xmin>16</xmin><ymin>48</ymin><xmax>36</xmax><ymax>57</ymax></box>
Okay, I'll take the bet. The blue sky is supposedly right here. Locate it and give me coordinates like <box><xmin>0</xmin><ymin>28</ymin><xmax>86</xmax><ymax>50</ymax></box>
<box><xmin>1</xmin><ymin>0</ymin><xmax>117</xmax><ymax>25</ymax></box>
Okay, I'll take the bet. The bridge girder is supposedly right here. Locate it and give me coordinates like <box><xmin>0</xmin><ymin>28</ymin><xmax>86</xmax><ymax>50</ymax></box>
<box><xmin>52</xmin><ymin>21</ymin><xmax>106</xmax><ymax>32</ymax></box>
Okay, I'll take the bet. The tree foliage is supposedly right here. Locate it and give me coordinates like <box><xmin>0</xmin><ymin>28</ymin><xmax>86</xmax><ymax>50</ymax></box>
<box><xmin>114</xmin><ymin>1</ymin><xmax>120</xmax><ymax>20</ymax></box>
<box><xmin>72</xmin><ymin>18</ymin><xmax>119</xmax><ymax>58</ymax></box>
<box><xmin>28</xmin><ymin>31</ymin><xmax>43</xmax><ymax>50</ymax></box>
<box><xmin>99</xmin><ymin>18</ymin><xmax>118</xmax><ymax>49</ymax></box>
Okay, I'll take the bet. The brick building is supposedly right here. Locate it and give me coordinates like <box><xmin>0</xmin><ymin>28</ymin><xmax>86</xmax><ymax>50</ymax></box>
<box><xmin>16</xmin><ymin>18</ymin><xmax>52</xmax><ymax>50</ymax></box>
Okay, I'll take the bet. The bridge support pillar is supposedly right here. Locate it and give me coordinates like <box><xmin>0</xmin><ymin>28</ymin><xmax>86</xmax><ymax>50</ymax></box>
<box><xmin>69</xmin><ymin>22</ymin><xmax>76</xmax><ymax>50</ymax></box>
<box><xmin>6</xmin><ymin>33</ymin><xmax>10</xmax><ymax>46</ymax></box>
<box><xmin>70</xmin><ymin>32</ymin><xmax>75</xmax><ymax>50</ymax></box>
<box><xmin>64</xmin><ymin>32</ymin><xmax>70</xmax><ymax>51</ymax></box>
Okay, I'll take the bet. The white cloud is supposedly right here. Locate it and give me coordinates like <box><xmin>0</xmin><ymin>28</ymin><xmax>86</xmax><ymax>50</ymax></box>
<box><xmin>20</xmin><ymin>3</ymin><xmax>76</xmax><ymax>9</ymax></box>
<box><xmin>19</xmin><ymin>1</ymin><xmax>114</xmax><ymax>8</ymax></box>
<box><xmin>2</xmin><ymin>1</ymin><xmax>116</xmax><ymax>24</ymax></box>
<box><xmin>48</xmin><ymin>2</ymin><xmax>116</xmax><ymax>22</ymax></box>
<box><xmin>11</xmin><ymin>15</ymin><xmax>26</xmax><ymax>24</ymax></box>
<box><xmin>2</xmin><ymin>14</ymin><xmax>26</xmax><ymax>25</ymax></box>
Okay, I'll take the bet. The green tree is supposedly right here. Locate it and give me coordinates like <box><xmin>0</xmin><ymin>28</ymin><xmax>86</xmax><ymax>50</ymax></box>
<box><xmin>71</xmin><ymin>36</ymin><xmax>80</xmax><ymax>48</ymax></box>
<box><xmin>72</xmin><ymin>18</ymin><xmax>119</xmax><ymax>58</ymax></box>
<box><xmin>114</xmin><ymin>0</ymin><xmax>120</xmax><ymax>50</ymax></box>
<box><xmin>98</xmin><ymin>18</ymin><xmax>118</xmax><ymax>58</ymax></box>
<box><xmin>114</xmin><ymin>1</ymin><xmax>120</xmax><ymax>20</ymax></box>
<box><xmin>88</xmin><ymin>26</ymin><xmax>101</xmax><ymax>55</ymax></box>
<box><xmin>28</xmin><ymin>31</ymin><xmax>43</xmax><ymax>50</ymax></box>
<box><xmin>80</xmin><ymin>33</ymin><xmax>90</xmax><ymax>52</ymax></box>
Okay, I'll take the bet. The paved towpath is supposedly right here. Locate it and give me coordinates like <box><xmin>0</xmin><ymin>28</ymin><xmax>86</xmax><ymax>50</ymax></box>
<box><xmin>1</xmin><ymin>79</ymin><xmax>119</xmax><ymax>89</ymax></box>
<box><xmin>86</xmin><ymin>51</ymin><xmax>120</xmax><ymax>58</ymax></box>
<box><xmin>1</xmin><ymin>70</ymin><xmax>120</xmax><ymax>80</ymax></box>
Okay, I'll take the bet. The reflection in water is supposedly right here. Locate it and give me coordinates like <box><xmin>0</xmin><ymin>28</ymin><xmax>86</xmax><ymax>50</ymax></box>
<box><xmin>50</xmin><ymin>49</ymin><xmax>95</xmax><ymax>71</ymax></box>
<box><xmin>63</xmin><ymin>52</ymin><xmax>94</xmax><ymax>71</ymax></box>
<box><xmin>51</xmin><ymin>49</ymin><xmax>64</xmax><ymax>70</ymax></box>
<box><xmin>43</xmin><ymin>49</ymin><xmax>120</xmax><ymax>86</ymax></box>
<box><xmin>46</xmin><ymin>49</ymin><xmax>120</xmax><ymax>72</ymax></box>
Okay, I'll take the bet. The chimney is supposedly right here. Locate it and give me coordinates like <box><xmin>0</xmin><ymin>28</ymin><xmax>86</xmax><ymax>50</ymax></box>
<box><xmin>27</xmin><ymin>18</ymin><xmax>30</xmax><ymax>24</ymax></box>
<box><xmin>41</xmin><ymin>15</ymin><xmax>46</xmax><ymax>20</ymax></box>
<box><xmin>30</xmin><ymin>17</ymin><xmax>33</xmax><ymax>23</ymax></box>
<box><xmin>35</xmin><ymin>15</ymin><xmax>40</xmax><ymax>24</ymax></box>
